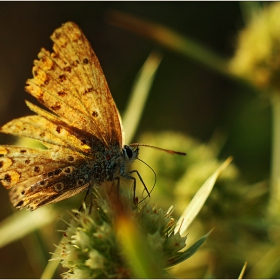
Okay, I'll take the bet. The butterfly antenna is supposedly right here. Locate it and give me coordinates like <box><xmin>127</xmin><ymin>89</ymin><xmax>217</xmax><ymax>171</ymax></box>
<box><xmin>130</xmin><ymin>143</ymin><xmax>186</xmax><ymax>156</ymax></box>
<box><xmin>136</xmin><ymin>157</ymin><xmax>157</xmax><ymax>203</ymax></box>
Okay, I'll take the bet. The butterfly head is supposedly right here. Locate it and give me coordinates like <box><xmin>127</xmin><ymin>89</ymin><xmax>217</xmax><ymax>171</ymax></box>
<box><xmin>122</xmin><ymin>144</ymin><xmax>139</xmax><ymax>162</ymax></box>
<box><xmin>118</xmin><ymin>144</ymin><xmax>139</xmax><ymax>183</ymax></box>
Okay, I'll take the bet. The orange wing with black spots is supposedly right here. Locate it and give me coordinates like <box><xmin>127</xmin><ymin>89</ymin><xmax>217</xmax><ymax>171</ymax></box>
<box><xmin>25</xmin><ymin>22</ymin><xmax>123</xmax><ymax>148</ymax></box>
<box><xmin>0</xmin><ymin>22</ymin><xmax>125</xmax><ymax>210</ymax></box>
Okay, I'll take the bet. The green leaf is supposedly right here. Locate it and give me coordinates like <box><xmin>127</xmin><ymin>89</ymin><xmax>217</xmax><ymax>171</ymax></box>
<box><xmin>175</xmin><ymin>157</ymin><xmax>233</xmax><ymax>236</ymax></box>
<box><xmin>166</xmin><ymin>230</ymin><xmax>212</xmax><ymax>268</ymax></box>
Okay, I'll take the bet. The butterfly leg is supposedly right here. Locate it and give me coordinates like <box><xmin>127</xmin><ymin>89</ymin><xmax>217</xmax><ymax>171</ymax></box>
<box><xmin>78</xmin><ymin>187</ymin><xmax>90</xmax><ymax>212</ymax></box>
<box><xmin>77</xmin><ymin>181</ymin><xmax>94</xmax><ymax>214</ymax></box>
<box><xmin>122</xmin><ymin>170</ymin><xmax>150</xmax><ymax>204</ymax></box>
<box><xmin>86</xmin><ymin>180</ymin><xmax>97</xmax><ymax>214</ymax></box>
<box><xmin>88</xmin><ymin>185</ymin><xmax>93</xmax><ymax>214</ymax></box>
<box><xmin>114</xmin><ymin>176</ymin><xmax>120</xmax><ymax>199</ymax></box>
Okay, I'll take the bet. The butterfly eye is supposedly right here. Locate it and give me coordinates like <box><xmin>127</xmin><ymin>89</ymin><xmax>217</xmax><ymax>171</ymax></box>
<box><xmin>123</xmin><ymin>145</ymin><xmax>133</xmax><ymax>159</ymax></box>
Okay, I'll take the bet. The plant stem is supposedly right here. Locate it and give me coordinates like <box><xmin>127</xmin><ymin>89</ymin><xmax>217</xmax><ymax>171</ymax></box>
<box><xmin>269</xmin><ymin>92</ymin><xmax>280</xmax><ymax>219</ymax></box>
<box><xmin>106</xmin><ymin>10</ymin><xmax>230</xmax><ymax>77</ymax></box>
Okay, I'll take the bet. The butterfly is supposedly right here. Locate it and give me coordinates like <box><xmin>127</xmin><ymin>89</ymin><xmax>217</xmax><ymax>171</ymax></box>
<box><xmin>0</xmin><ymin>22</ymin><xmax>186</xmax><ymax>211</ymax></box>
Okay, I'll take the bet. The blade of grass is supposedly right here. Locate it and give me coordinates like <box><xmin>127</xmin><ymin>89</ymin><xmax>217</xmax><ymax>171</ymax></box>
<box><xmin>41</xmin><ymin>237</ymin><xmax>63</xmax><ymax>279</ymax></box>
<box><xmin>247</xmin><ymin>242</ymin><xmax>280</xmax><ymax>278</ymax></box>
<box><xmin>238</xmin><ymin>261</ymin><xmax>248</xmax><ymax>279</ymax></box>
<box><xmin>41</xmin><ymin>259</ymin><xmax>60</xmax><ymax>279</ymax></box>
<box><xmin>116</xmin><ymin>214</ymin><xmax>167</xmax><ymax>278</ymax></box>
<box><xmin>269</xmin><ymin>93</ymin><xmax>280</xmax><ymax>219</ymax></box>
<box><xmin>0</xmin><ymin>206</ymin><xmax>57</xmax><ymax>248</ymax></box>
<box><xmin>122</xmin><ymin>51</ymin><xmax>162</xmax><ymax>144</ymax></box>
<box><xmin>175</xmin><ymin>157</ymin><xmax>233</xmax><ymax>236</ymax></box>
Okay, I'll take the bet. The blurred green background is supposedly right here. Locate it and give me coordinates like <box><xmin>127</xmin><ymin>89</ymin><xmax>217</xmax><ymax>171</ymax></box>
<box><xmin>0</xmin><ymin>2</ymin><xmax>272</xmax><ymax>278</ymax></box>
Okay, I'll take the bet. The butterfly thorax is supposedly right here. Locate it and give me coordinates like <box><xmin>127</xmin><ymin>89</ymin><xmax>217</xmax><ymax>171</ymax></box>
<box><xmin>89</xmin><ymin>144</ymin><xmax>139</xmax><ymax>184</ymax></box>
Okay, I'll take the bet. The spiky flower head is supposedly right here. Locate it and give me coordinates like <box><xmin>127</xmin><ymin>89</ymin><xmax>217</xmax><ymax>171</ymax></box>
<box><xmin>230</xmin><ymin>3</ymin><xmax>280</xmax><ymax>91</ymax></box>
<box><xmin>51</xmin><ymin>183</ymin><xmax>202</xmax><ymax>279</ymax></box>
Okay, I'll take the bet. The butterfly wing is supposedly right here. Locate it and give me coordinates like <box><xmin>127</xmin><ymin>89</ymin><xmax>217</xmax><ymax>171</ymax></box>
<box><xmin>9</xmin><ymin>161</ymin><xmax>92</xmax><ymax>211</ymax></box>
<box><xmin>25</xmin><ymin>22</ymin><xmax>123</xmax><ymax>149</ymax></box>
<box><xmin>0</xmin><ymin>22</ymin><xmax>125</xmax><ymax>210</ymax></box>
<box><xmin>0</xmin><ymin>145</ymin><xmax>92</xmax><ymax>210</ymax></box>
<box><xmin>0</xmin><ymin>111</ymin><xmax>96</xmax><ymax>210</ymax></box>
<box><xmin>0</xmin><ymin>113</ymin><xmax>92</xmax><ymax>154</ymax></box>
